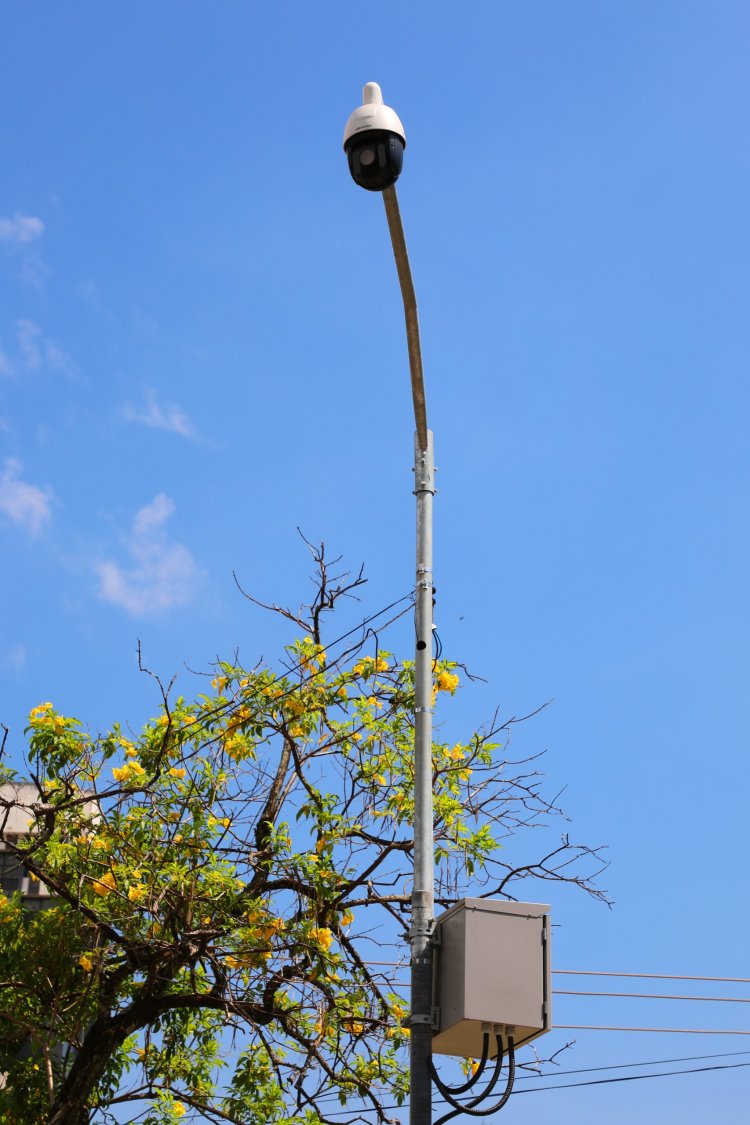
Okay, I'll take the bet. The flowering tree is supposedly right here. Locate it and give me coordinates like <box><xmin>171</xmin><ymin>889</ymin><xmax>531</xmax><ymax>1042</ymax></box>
<box><xmin>0</xmin><ymin>550</ymin><xmax>606</xmax><ymax>1125</ymax></box>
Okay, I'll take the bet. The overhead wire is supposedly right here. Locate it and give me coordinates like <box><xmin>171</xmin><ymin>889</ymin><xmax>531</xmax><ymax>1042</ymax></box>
<box><xmin>510</xmin><ymin>1057</ymin><xmax>750</xmax><ymax>1095</ymax></box>
<box><xmin>554</xmin><ymin>989</ymin><xmax>750</xmax><ymax>1004</ymax></box>
<box><xmin>554</xmin><ymin>969</ymin><xmax>750</xmax><ymax>984</ymax></box>
<box><xmin>361</xmin><ymin>963</ymin><xmax>750</xmax><ymax>1010</ymax></box>
<box><xmin>512</xmin><ymin>1047</ymin><xmax>750</xmax><ymax>1082</ymax></box>
<box><xmin>297</xmin><ymin>1047</ymin><xmax>750</xmax><ymax>1116</ymax></box>
<box><xmin>556</xmin><ymin>1025</ymin><xmax>750</xmax><ymax>1035</ymax></box>
<box><xmin>367</xmin><ymin>962</ymin><xmax>750</xmax><ymax>986</ymax></box>
<box><xmin>311</xmin><ymin>1058</ymin><xmax>750</xmax><ymax>1118</ymax></box>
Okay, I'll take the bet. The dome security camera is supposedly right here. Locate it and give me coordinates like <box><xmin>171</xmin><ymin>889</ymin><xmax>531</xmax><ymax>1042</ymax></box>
<box><xmin>343</xmin><ymin>82</ymin><xmax>406</xmax><ymax>192</ymax></box>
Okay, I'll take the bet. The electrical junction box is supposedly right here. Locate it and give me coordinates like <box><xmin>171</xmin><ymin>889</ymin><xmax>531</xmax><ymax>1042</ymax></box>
<box><xmin>431</xmin><ymin>898</ymin><xmax>551</xmax><ymax>1057</ymax></box>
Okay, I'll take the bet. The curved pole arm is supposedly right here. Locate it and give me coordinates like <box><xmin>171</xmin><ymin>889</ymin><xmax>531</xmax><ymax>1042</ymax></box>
<box><xmin>382</xmin><ymin>185</ymin><xmax>428</xmax><ymax>451</ymax></box>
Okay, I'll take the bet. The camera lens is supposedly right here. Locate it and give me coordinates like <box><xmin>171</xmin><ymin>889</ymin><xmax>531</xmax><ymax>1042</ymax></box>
<box><xmin>346</xmin><ymin>131</ymin><xmax>404</xmax><ymax>191</ymax></box>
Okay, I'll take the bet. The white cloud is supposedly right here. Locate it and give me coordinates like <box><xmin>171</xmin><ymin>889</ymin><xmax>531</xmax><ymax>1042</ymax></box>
<box><xmin>0</xmin><ymin>213</ymin><xmax>47</xmax><ymax>288</ymax></box>
<box><xmin>0</xmin><ymin>212</ymin><xmax>44</xmax><ymax>244</ymax></box>
<box><xmin>76</xmin><ymin>278</ymin><xmax>111</xmax><ymax>318</ymax></box>
<box><xmin>2</xmin><ymin>644</ymin><xmax>28</xmax><ymax>674</ymax></box>
<box><xmin>17</xmin><ymin>319</ymin><xmax>41</xmax><ymax>369</ymax></box>
<box><xmin>0</xmin><ymin>458</ymin><xmax>55</xmax><ymax>534</ymax></box>
<box><xmin>121</xmin><ymin>389</ymin><xmax>197</xmax><ymax>439</ymax></box>
<box><xmin>96</xmin><ymin>493</ymin><xmax>199</xmax><ymax>616</ymax></box>
<box><xmin>3</xmin><ymin>320</ymin><xmax>79</xmax><ymax>379</ymax></box>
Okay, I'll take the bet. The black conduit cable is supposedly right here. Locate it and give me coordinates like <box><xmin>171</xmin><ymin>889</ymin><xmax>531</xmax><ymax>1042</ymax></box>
<box><xmin>431</xmin><ymin>1035</ymin><xmax>504</xmax><ymax>1111</ymax></box>
<box><xmin>430</xmin><ymin>1035</ymin><xmax>517</xmax><ymax>1124</ymax></box>
<box><xmin>427</xmin><ymin>1035</ymin><xmax>503</xmax><ymax>1125</ymax></box>
<box><xmin>430</xmin><ymin>1031</ymin><xmax>492</xmax><ymax>1097</ymax></box>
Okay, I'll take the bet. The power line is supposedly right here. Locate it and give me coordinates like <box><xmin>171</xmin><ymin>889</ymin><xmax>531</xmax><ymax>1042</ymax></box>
<box><xmin>315</xmin><ymin>1059</ymin><xmax>750</xmax><ymax>1117</ymax></box>
<box><xmin>555</xmin><ymin>969</ymin><xmax>750</xmax><ymax>984</ymax></box>
<box><xmin>557</xmin><ymin>1024</ymin><xmax>750</xmax><ymax>1035</ymax></box>
<box><xmin>511</xmin><ymin>1058</ymin><xmax>750</xmax><ymax>1095</ymax></box>
<box><xmin>367</xmin><ymin>963</ymin><xmax>750</xmax><ymax>988</ymax></box>
<box><xmin>513</xmin><ymin>1047</ymin><xmax>750</xmax><ymax>1082</ymax></box>
<box><xmin>555</xmin><ymin>989</ymin><xmax>750</xmax><ymax>1004</ymax></box>
<box><xmin>367</xmin><ymin>980</ymin><xmax>750</xmax><ymax>1006</ymax></box>
<box><xmin>306</xmin><ymin>1048</ymin><xmax>750</xmax><ymax>1115</ymax></box>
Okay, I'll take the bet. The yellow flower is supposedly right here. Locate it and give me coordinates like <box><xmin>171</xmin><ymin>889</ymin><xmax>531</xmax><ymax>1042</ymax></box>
<box><xmin>29</xmin><ymin>702</ymin><xmax>54</xmax><ymax>720</ymax></box>
<box><xmin>211</xmin><ymin>675</ymin><xmax>229</xmax><ymax>693</ymax></box>
<box><xmin>374</xmin><ymin>773</ymin><xmax>387</xmax><ymax>786</ymax></box>
<box><xmin>168</xmin><ymin>767</ymin><xmax>186</xmax><ymax>779</ymax></box>
<box><xmin>220</xmin><ymin>817</ymin><xmax>231</xmax><ymax>828</ymax></box>
<box><xmin>340</xmin><ymin>910</ymin><xmax>354</xmax><ymax>927</ymax></box>
<box><xmin>173</xmin><ymin>1105</ymin><xmax>186</xmax><ymax>1119</ymax></box>
<box><xmin>112</xmin><ymin>765</ymin><xmax>131</xmax><ymax>782</ymax></box>
<box><xmin>367</xmin><ymin>696</ymin><xmax>383</xmax><ymax>710</ymax></box>
<box><xmin>129</xmin><ymin>761</ymin><xmax>145</xmax><ymax>777</ymax></box>
<box><xmin>436</xmin><ymin>670</ymin><xmax>460</xmax><ymax>694</ymax></box>
<box><xmin>124</xmin><ymin>745</ymin><xmax>139</xmax><ymax>757</ymax></box>
<box><xmin>311</xmin><ymin>926</ymin><xmax>333</xmax><ymax>951</ymax></box>
<box><xmin>92</xmin><ymin>871</ymin><xmax>117</xmax><ymax>897</ymax></box>
<box><xmin>79</xmin><ymin>955</ymin><xmax>93</xmax><ymax>972</ymax></box>
<box><xmin>449</xmin><ymin>744</ymin><xmax>465</xmax><ymax>761</ymax></box>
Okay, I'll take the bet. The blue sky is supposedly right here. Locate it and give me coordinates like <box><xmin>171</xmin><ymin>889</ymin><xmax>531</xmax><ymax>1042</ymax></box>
<box><xmin>2</xmin><ymin>2</ymin><xmax>750</xmax><ymax>1120</ymax></box>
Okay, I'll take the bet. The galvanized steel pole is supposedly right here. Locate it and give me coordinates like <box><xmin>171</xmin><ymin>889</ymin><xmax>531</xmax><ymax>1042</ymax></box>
<box><xmin>382</xmin><ymin>184</ymin><xmax>435</xmax><ymax>1125</ymax></box>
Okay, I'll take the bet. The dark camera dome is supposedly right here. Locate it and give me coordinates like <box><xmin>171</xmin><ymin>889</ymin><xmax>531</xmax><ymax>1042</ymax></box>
<box><xmin>346</xmin><ymin>131</ymin><xmax>404</xmax><ymax>192</ymax></box>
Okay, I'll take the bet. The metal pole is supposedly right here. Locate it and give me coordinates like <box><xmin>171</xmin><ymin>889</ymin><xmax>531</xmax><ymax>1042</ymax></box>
<box><xmin>382</xmin><ymin>184</ymin><xmax>435</xmax><ymax>1125</ymax></box>
<box><xmin>410</xmin><ymin>429</ymin><xmax>435</xmax><ymax>1125</ymax></box>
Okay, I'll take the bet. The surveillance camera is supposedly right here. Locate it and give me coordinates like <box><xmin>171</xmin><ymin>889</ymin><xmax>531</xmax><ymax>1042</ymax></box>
<box><xmin>343</xmin><ymin>82</ymin><xmax>406</xmax><ymax>192</ymax></box>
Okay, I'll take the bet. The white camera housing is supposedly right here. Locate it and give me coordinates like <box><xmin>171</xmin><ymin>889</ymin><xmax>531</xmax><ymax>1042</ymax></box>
<box><xmin>343</xmin><ymin>83</ymin><xmax>406</xmax><ymax>191</ymax></box>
